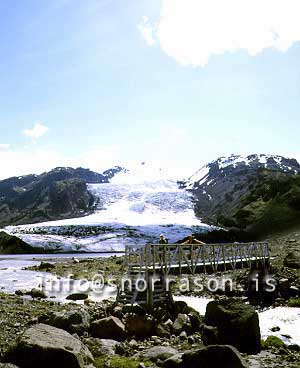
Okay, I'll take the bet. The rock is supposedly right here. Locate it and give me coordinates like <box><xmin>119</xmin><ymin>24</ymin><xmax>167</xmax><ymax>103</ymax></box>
<box><xmin>162</xmin><ymin>353</ymin><xmax>183</xmax><ymax>368</ymax></box>
<box><xmin>289</xmin><ymin>286</ymin><xmax>300</xmax><ymax>297</ymax></box>
<box><xmin>173</xmin><ymin>314</ymin><xmax>192</xmax><ymax>335</ymax></box>
<box><xmin>122</xmin><ymin>303</ymin><xmax>145</xmax><ymax>316</ymax></box>
<box><xmin>125</xmin><ymin>315</ymin><xmax>155</xmax><ymax>339</ymax></box>
<box><xmin>278</xmin><ymin>278</ymin><xmax>290</xmax><ymax>298</ymax></box>
<box><xmin>90</xmin><ymin>316</ymin><xmax>126</xmax><ymax>341</ymax></box>
<box><xmin>0</xmin><ymin>364</ymin><xmax>20</xmax><ymax>368</ymax></box>
<box><xmin>14</xmin><ymin>290</ymin><xmax>26</xmax><ymax>297</ymax></box>
<box><xmin>205</xmin><ymin>298</ymin><xmax>261</xmax><ymax>354</ymax></box>
<box><xmin>156</xmin><ymin>323</ymin><xmax>171</xmax><ymax>338</ymax></box>
<box><xmin>182</xmin><ymin>345</ymin><xmax>248</xmax><ymax>368</ymax></box>
<box><xmin>82</xmin><ymin>338</ymin><xmax>118</xmax><ymax>357</ymax></box>
<box><xmin>128</xmin><ymin>339</ymin><xmax>139</xmax><ymax>348</ymax></box>
<box><xmin>187</xmin><ymin>335</ymin><xmax>195</xmax><ymax>344</ymax></box>
<box><xmin>42</xmin><ymin>309</ymin><xmax>90</xmax><ymax>334</ymax></box>
<box><xmin>38</xmin><ymin>262</ymin><xmax>55</xmax><ymax>270</ymax></box>
<box><xmin>288</xmin><ymin>344</ymin><xmax>300</xmax><ymax>352</ymax></box>
<box><xmin>179</xmin><ymin>331</ymin><xmax>187</xmax><ymax>341</ymax></box>
<box><xmin>187</xmin><ymin>308</ymin><xmax>203</xmax><ymax>331</ymax></box>
<box><xmin>270</xmin><ymin>326</ymin><xmax>280</xmax><ymax>332</ymax></box>
<box><xmin>138</xmin><ymin>346</ymin><xmax>179</xmax><ymax>363</ymax></box>
<box><xmin>283</xmin><ymin>252</ymin><xmax>300</xmax><ymax>269</ymax></box>
<box><xmin>200</xmin><ymin>324</ymin><xmax>219</xmax><ymax>345</ymax></box>
<box><xmin>5</xmin><ymin>323</ymin><xmax>94</xmax><ymax>368</ymax></box>
<box><xmin>261</xmin><ymin>336</ymin><xmax>286</xmax><ymax>350</ymax></box>
<box><xmin>29</xmin><ymin>288</ymin><xmax>47</xmax><ymax>299</ymax></box>
<box><xmin>112</xmin><ymin>305</ymin><xmax>123</xmax><ymax>319</ymax></box>
<box><xmin>66</xmin><ymin>293</ymin><xmax>89</xmax><ymax>301</ymax></box>
<box><xmin>173</xmin><ymin>300</ymin><xmax>189</xmax><ymax>314</ymax></box>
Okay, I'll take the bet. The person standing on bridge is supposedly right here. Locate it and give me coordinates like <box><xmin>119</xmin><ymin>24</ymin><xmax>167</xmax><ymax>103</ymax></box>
<box><xmin>159</xmin><ymin>234</ymin><xmax>168</xmax><ymax>244</ymax></box>
<box><xmin>181</xmin><ymin>235</ymin><xmax>206</xmax><ymax>245</ymax></box>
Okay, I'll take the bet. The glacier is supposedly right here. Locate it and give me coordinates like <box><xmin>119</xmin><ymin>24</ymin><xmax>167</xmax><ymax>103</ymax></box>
<box><xmin>6</xmin><ymin>163</ymin><xmax>210</xmax><ymax>252</ymax></box>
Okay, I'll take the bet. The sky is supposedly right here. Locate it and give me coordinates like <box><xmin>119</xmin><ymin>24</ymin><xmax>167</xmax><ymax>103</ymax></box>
<box><xmin>1</xmin><ymin>0</ymin><xmax>300</xmax><ymax>180</ymax></box>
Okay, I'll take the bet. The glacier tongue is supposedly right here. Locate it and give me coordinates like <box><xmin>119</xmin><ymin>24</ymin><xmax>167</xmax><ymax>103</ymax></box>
<box><xmin>8</xmin><ymin>163</ymin><xmax>210</xmax><ymax>252</ymax></box>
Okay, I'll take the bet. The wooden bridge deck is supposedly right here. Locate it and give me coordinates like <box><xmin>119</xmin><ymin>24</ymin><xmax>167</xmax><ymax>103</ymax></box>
<box><xmin>124</xmin><ymin>242</ymin><xmax>270</xmax><ymax>276</ymax></box>
<box><xmin>117</xmin><ymin>242</ymin><xmax>270</xmax><ymax>308</ymax></box>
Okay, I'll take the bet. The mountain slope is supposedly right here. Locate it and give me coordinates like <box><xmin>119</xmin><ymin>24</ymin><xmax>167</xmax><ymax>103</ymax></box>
<box><xmin>0</xmin><ymin>231</ymin><xmax>43</xmax><ymax>254</ymax></box>
<box><xmin>184</xmin><ymin>154</ymin><xmax>300</xmax><ymax>237</ymax></box>
<box><xmin>0</xmin><ymin>167</ymin><xmax>115</xmax><ymax>227</ymax></box>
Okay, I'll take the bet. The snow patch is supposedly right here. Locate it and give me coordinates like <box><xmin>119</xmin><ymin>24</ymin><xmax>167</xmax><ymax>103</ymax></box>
<box><xmin>185</xmin><ymin>166</ymin><xmax>210</xmax><ymax>189</ymax></box>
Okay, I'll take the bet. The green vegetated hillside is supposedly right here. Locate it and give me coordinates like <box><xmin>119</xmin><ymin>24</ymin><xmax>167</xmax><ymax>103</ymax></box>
<box><xmin>186</xmin><ymin>154</ymin><xmax>300</xmax><ymax>238</ymax></box>
<box><xmin>196</xmin><ymin>170</ymin><xmax>300</xmax><ymax>236</ymax></box>
<box><xmin>222</xmin><ymin>170</ymin><xmax>300</xmax><ymax>236</ymax></box>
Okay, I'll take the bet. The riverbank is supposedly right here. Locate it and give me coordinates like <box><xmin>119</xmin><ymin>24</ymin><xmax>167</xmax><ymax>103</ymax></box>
<box><xmin>0</xmin><ymin>291</ymin><xmax>300</xmax><ymax>367</ymax></box>
<box><xmin>0</xmin><ymin>233</ymin><xmax>300</xmax><ymax>368</ymax></box>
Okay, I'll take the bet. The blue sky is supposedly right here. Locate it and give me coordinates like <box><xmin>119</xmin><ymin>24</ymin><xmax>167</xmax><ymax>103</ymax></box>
<box><xmin>1</xmin><ymin>0</ymin><xmax>300</xmax><ymax>179</ymax></box>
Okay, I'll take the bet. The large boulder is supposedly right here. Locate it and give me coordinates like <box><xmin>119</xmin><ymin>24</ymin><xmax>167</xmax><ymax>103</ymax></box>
<box><xmin>182</xmin><ymin>345</ymin><xmax>248</xmax><ymax>368</ymax></box>
<box><xmin>28</xmin><ymin>288</ymin><xmax>47</xmax><ymax>299</ymax></box>
<box><xmin>162</xmin><ymin>353</ymin><xmax>183</xmax><ymax>368</ymax></box>
<box><xmin>81</xmin><ymin>338</ymin><xmax>118</xmax><ymax>357</ymax></box>
<box><xmin>156</xmin><ymin>323</ymin><xmax>171</xmax><ymax>338</ymax></box>
<box><xmin>173</xmin><ymin>300</ymin><xmax>189</xmax><ymax>315</ymax></box>
<box><xmin>4</xmin><ymin>324</ymin><xmax>94</xmax><ymax>368</ymax></box>
<box><xmin>41</xmin><ymin>309</ymin><xmax>90</xmax><ymax>335</ymax></box>
<box><xmin>66</xmin><ymin>293</ymin><xmax>89</xmax><ymax>301</ymax></box>
<box><xmin>200</xmin><ymin>324</ymin><xmax>219</xmax><ymax>345</ymax></box>
<box><xmin>90</xmin><ymin>316</ymin><xmax>126</xmax><ymax>341</ymax></box>
<box><xmin>138</xmin><ymin>346</ymin><xmax>179</xmax><ymax>363</ymax></box>
<box><xmin>205</xmin><ymin>298</ymin><xmax>261</xmax><ymax>354</ymax></box>
<box><xmin>284</xmin><ymin>252</ymin><xmax>300</xmax><ymax>269</ymax></box>
<box><xmin>125</xmin><ymin>314</ymin><xmax>155</xmax><ymax>339</ymax></box>
<box><xmin>173</xmin><ymin>314</ymin><xmax>192</xmax><ymax>336</ymax></box>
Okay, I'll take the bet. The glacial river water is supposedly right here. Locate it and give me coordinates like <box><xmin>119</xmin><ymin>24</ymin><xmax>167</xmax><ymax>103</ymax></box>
<box><xmin>1</xmin><ymin>254</ymin><xmax>299</xmax><ymax>346</ymax></box>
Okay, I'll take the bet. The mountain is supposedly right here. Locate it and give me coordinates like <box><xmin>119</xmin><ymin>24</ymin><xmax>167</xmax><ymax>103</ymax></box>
<box><xmin>3</xmin><ymin>156</ymin><xmax>300</xmax><ymax>239</ymax></box>
<box><xmin>0</xmin><ymin>231</ymin><xmax>43</xmax><ymax>254</ymax></box>
<box><xmin>183</xmin><ymin>154</ymin><xmax>300</xmax><ymax>237</ymax></box>
<box><xmin>0</xmin><ymin>167</ymin><xmax>124</xmax><ymax>227</ymax></box>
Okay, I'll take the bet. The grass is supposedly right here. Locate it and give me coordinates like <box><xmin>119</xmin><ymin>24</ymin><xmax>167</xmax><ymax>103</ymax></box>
<box><xmin>288</xmin><ymin>298</ymin><xmax>300</xmax><ymax>307</ymax></box>
<box><xmin>94</xmin><ymin>356</ymin><xmax>150</xmax><ymax>368</ymax></box>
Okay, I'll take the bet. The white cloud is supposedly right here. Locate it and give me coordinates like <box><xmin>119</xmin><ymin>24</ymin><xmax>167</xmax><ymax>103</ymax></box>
<box><xmin>0</xmin><ymin>148</ymin><xmax>62</xmax><ymax>179</ymax></box>
<box><xmin>140</xmin><ymin>0</ymin><xmax>300</xmax><ymax>66</ymax></box>
<box><xmin>23</xmin><ymin>123</ymin><xmax>49</xmax><ymax>139</ymax></box>
<box><xmin>77</xmin><ymin>145</ymin><xmax>121</xmax><ymax>172</ymax></box>
<box><xmin>0</xmin><ymin>144</ymin><xmax>10</xmax><ymax>150</ymax></box>
<box><xmin>0</xmin><ymin>145</ymin><xmax>121</xmax><ymax>180</ymax></box>
<box><xmin>138</xmin><ymin>16</ymin><xmax>156</xmax><ymax>46</ymax></box>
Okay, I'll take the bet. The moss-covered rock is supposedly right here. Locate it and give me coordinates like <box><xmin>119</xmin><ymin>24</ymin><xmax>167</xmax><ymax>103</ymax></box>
<box><xmin>205</xmin><ymin>298</ymin><xmax>261</xmax><ymax>354</ymax></box>
<box><xmin>261</xmin><ymin>336</ymin><xmax>286</xmax><ymax>350</ymax></box>
<box><xmin>288</xmin><ymin>298</ymin><xmax>300</xmax><ymax>307</ymax></box>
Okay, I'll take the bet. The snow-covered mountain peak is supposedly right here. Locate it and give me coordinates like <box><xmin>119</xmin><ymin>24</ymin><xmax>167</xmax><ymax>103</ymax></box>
<box><xmin>215</xmin><ymin>154</ymin><xmax>298</xmax><ymax>170</ymax></box>
<box><xmin>185</xmin><ymin>154</ymin><xmax>300</xmax><ymax>189</ymax></box>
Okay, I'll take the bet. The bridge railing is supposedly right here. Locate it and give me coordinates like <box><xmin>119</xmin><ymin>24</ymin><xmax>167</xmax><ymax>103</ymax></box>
<box><xmin>124</xmin><ymin>242</ymin><xmax>270</xmax><ymax>275</ymax></box>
